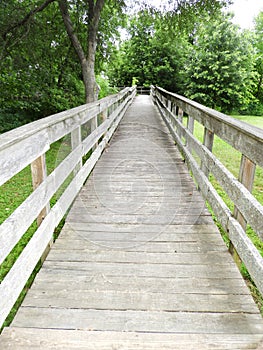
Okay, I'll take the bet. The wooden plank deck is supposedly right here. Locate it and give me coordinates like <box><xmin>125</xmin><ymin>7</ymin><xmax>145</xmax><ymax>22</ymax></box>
<box><xmin>1</xmin><ymin>95</ymin><xmax>263</xmax><ymax>349</ymax></box>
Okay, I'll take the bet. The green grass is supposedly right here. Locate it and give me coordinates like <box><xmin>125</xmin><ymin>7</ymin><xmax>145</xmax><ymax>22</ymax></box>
<box><xmin>193</xmin><ymin>115</ymin><xmax>263</xmax><ymax>314</ymax></box>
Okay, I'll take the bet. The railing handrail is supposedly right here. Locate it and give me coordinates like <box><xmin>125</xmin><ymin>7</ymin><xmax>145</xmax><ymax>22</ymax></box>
<box><xmin>151</xmin><ymin>85</ymin><xmax>263</xmax><ymax>298</ymax></box>
<box><xmin>0</xmin><ymin>86</ymin><xmax>136</xmax><ymax>328</ymax></box>
<box><xmin>0</xmin><ymin>87</ymin><xmax>134</xmax><ymax>186</ymax></box>
<box><xmin>155</xmin><ymin>86</ymin><xmax>263</xmax><ymax>167</ymax></box>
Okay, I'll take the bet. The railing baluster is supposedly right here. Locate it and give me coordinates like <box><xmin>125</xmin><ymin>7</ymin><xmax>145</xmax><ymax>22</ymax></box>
<box><xmin>71</xmin><ymin>126</ymin><xmax>82</xmax><ymax>174</ymax></box>
<box><xmin>230</xmin><ymin>155</ymin><xmax>256</xmax><ymax>265</ymax></box>
<box><xmin>31</xmin><ymin>154</ymin><xmax>52</xmax><ymax>262</ymax></box>
<box><xmin>150</xmin><ymin>86</ymin><xmax>263</xmax><ymax>298</ymax></box>
<box><xmin>91</xmin><ymin>109</ymin><xmax>98</xmax><ymax>151</ymax></box>
<box><xmin>31</xmin><ymin>154</ymin><xmax>50</xmax><ymax>227</ymax></box>
<box><xmin>187</xmin><ymin>116</ymin><xmax>194</xmax><ymax>134</ymax></box>
<box><xmin>0</xmin><ymin>86</ymin><xmax>137</xmax><ymax>329</ymax></box>
<box><xmin>177</xmin><ymin>108</ymin><xmax>184</xmax><ymax>139</ymax></box>
<box><xmin>201</xmin><ymin>128</ymin><xmax>214</xmax><ymax>177</ymax></box>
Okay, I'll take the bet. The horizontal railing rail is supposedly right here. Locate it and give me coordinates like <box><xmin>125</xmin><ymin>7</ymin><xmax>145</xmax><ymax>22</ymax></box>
<box><xmin>0</xmin><ymin>86</ymin><xmax>136</xmax><ymax>328</ymax></box>
<box><xmin>117</xmin><ymin>86</ymin><xmax>150</xmax><ymax>95</ymax></box>
<box><xmin>151</xmin><ymin>85</ymin><xmax>263</xmax><ymax>297</ymax></box>
<box><xmin>136</xmin><ymin>86</ymin><xmax>151</xmax><ymax>95</ymax></box>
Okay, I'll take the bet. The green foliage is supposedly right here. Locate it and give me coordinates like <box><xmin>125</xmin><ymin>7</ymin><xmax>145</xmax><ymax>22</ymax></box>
<box><xmin>185</xmin><ymin>13</ymin><xmax>257</xmax><ymax>113</ymax></box>
<box><xmin>253</xmin><ymin>11</ymin><xmax>263</xmax><ymax>106</ymax></box>
<box><xmin>107</xmin><ymin>10</ymin><xmax>190</xmax><ymax>93</ymax></box>
<box><xmin>0</xmin><ymin>0</ymin><xmax>254</xmax><ymax>123</ymax></box>
<box><xmin>96</xmin><ymin>74</ymin><xmax>118</xmax><ymax>99</ymax></box>
<box><xmin>0</xmin><ymin>1</ymin><xmax>86</xmax><ymax>121</ymax></box>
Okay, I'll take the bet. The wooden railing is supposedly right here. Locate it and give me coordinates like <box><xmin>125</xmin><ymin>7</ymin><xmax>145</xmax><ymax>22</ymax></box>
<box><xmin>137</xmin><ymin>86</ymin><xmax>151</xmax><ymax>95</ymax></box>
<box><xmin>117</xmin><ymin>86</ymin><xmax>150</xmax><ymax>95</ymax></box>
<box><xmin>0</xmin><ymin>86</ymin><xmax>136</xmax><ymax>328</ymax></box>
<box><xmin>151</xmin><ymin>86</ymin><xmax>263</xmax><ymax>297</ymax></box>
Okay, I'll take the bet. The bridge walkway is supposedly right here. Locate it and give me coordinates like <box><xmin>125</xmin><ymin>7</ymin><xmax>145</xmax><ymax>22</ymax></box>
<box><xmin>1</xmin><ymin>95</ymin><xmax>263</xmax><ymax>349</ymax></box>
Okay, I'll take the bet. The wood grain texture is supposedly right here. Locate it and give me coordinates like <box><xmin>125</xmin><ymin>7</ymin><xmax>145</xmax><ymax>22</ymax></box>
<box><xmin>1</xmin><ymin>328</ymin><xmax>262</xmax><ymax>350</ymax></box>
<box><xmin>154</xmin><ymin>89</ymin><xmax>263</xmax><ymax>297</ymax></box>
<box><xmin>0</xmin><ymin>87</ymin><xmax>136</xmax><ymax>328</ymax></box>
<box><xmin>155</xmin><ymin>87</ymin><xmax>263</xmax><ymax>167</ymax></box>
<box><xmin>2</xmin><ymin>95</ymin><xmax>263</xmax><ymax>349</ymax></box>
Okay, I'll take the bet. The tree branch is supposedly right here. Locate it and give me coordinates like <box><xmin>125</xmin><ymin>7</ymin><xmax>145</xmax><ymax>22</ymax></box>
<box><xmin>58</xmin><ymin>0</ymin><xmax>86</xmax><ymax>64</ymax></box>
<box><xmin>87</xmin><ymin>0</ymin><xmax>105</xmax><ymax>51</ymax></box>
<box><xmin>93</xmin><ymin>0</ymin><xmax>106</xmax><ymax>34</ymax></box>
<box><xmin>1</xmin><ymin>0</ymin><xmax>56</xmax><ymax>40</ymax></box>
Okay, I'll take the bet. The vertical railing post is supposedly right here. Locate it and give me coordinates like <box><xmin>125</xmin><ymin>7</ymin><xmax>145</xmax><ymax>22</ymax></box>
<box><xmin>100</xmin><ymin>107</ymin><xmax>108</xmax><ymax>138</ymax></box>
<box><xmin>230</xmin><ymin>155</ymin><xmax>256</xmax><ymax>266</ymax></box>
<box><xmin>177</xmin><ymin>108</ymin><xmax>184</xmax><ymax>139</ymax></box>
<box><xmin>31</xmin><ymin>154</ymin><xmax>50</xmax><ymax>227</ymax></box>
<box><xmin>187</xmin><ymin>116</ymin><xmax>195</xmax><ymax>134</ymax></box>
<box><xmin>184</xmin><ymin>116</ymin><xmax>195</xmax><ymax>148</ymax></box>
<box><xmin>31</xmin><ymin>154</ymin><xmax>51</xmax><ymax>262</ymax></box>
<box><xmin>167</xmin><ymin>99</ymin><xmax>172</xmax><ymax>123</ymax></box>
<box><xmin>201</xmin><ymin>128</ymin><xmax>214</xmax><ymax>177</ymax></box>
<box><xmin>91</xmin><ymin>105</ymin><xmax>98</xmax><ymax>151</ymax></box>
<box><xmin>71</xmin><ymin>126</ymin><xmax>82</xmax><ymax>174</ymax></box>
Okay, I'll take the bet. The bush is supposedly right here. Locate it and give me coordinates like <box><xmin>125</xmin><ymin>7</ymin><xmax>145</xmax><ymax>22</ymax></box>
<box><xmin>239</xmin><ymin>102</ymin><xmax>263</xmax><ymax>116</ymax></box>
<box><xmin>97</xmin><ymin>74</ymin><xmax>118</xmax><ymax>99</ymax></box>
<box><xmin>0</xmin><ymin>110</ymin><xmax>35</xmax><ymax>133</ymax></box>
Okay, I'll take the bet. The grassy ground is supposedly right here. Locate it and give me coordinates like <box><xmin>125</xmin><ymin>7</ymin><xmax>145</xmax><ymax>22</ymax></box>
<box><xmin>193</xmin><ymin>115</ymin><xmax>263</xmax><ymax>314</ymax></box>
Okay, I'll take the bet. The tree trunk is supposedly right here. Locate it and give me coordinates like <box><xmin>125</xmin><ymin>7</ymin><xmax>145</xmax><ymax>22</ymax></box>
<box><xmin>85</xmin><ymin>0</ymin><xmax>105</xmax><ymax>103</ymax></box>
<box><xmin>86</xmin><ymin>21</ymin><xmax>98</xmax><ymax>103</ymax></box>
<box><xmin>59</xmin><ymin>0</ymin><xmax>105</xmax><ymax>104</ymax></box>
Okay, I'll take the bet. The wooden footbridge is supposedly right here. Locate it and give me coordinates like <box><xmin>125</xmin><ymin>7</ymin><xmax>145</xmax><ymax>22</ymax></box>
<box><xmin>0</xmin><ymin>86</ymin><xmax>263</xmax><ymax>348</ymax></box>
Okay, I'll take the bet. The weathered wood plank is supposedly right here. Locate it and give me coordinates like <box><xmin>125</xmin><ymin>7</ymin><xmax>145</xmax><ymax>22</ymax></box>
<box><xmin>0</xmin><ymin>130</ymin><xmax>50</xmax><ymax>186</ymax></box>
<box><xmin>22</xmin><ymin>289</ymin><xmax>258</xmax><ymax>313</ymax></box>
<box><xmin>2</xmin><ymin>94</ymin><xmax>262</xmax><ymax>349</ymax></box>
<box><xmin>56</xmin><ymin>230</ymin><xmax>224</xmax><ymax>245</ymax></box>
<box><xmin>177</xmin><ymin>125</ymin><xmax>263</xmax><ymax>239</ymax></box>
<box><xmin>228</xmin><ymin>217</ymin><xmax>263</xmax><ymax>296</ymax></box>
<box><xmin>0</xmin><ymin>211</ymin><xmax>56</xmax><ymax>327</ymax></box>
<box><xmin>31</xmin><ymin>154</ymin><xmax>50</xmax><ymax>226</ymax></box>
<box><xmin>62</xmin><ymin>222</ymin><xmax>219</xmax><ymax>233</ymax></box>
<box><xmin>0</xmin><ymin>87</ymin><xmax>135</xmax><ymax>186</ymax></box>
<box><xmin>0</xmin><ymin>88</ymin><xmax>136</xmax><ymax>328</ymax></box>
<box><xmin>51</xmin><ymin>238</ymin><xmax>227</xmax><ymax>253</ymax></box>
<box><xmin>154</xmin><ymin>88</ymin><xmax>263</xmax><ymax>301</ymax></box>
<box><xmin>46</xmin><ymin>249</ymin><xmax>234</xmax><ymax>265</ymax></box>
<box><xmin>12</xmin><ymin>308</ymin><xmax>263</xmax><ymax>334</ymax></box>
<box><xmin>233</xmin><ymin>154</ymin><xmax>256</xmax><ymax>231</ymax></box>
<box><xmin>40</xmin><ymin>261</ymin><xmax>243</xmax><ymax>279</ymax></box>
<box><xmin>155</xmin><ymin>87</ymin><xmax>263</xmax><ymax>167</ymax></box>
<box><xmin>71</xmin><ymin>126</ymin><xmax>82</xmax><ymax>174</ymax></box>
<box><xmin>66</xmin><ymin>213</ymin><xmax>213</xmax><ymax>226</ymax></box>
<box><xmin>1</xmin><ymin>328</ymin><xmax>262</xmax><ymax>350</ymax></box>
<box><xmin>31</xmin><ymin>273</ymin><xmax>251</xmax><ymax>295</ymax></box>
<box><xmin>0</xmin><ymin>142</ymin><xmax>82</xmax><ymax>264</ymax></box>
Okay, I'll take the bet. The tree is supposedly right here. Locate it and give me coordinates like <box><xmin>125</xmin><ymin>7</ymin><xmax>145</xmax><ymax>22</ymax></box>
<box><xmin>254</xmin><ymin>11</ymin><xmax>263</xmax><ymax>103</ymax></box>
<box><xmin>0</xmin><ymin>0</ymin><xmax>85</xmax><ymax>121</ymax></box>
<box><xmin>185</xmin><ymin>13</ymin><xmax>256</xmax><ymax>113</ymax></box>
<box><xmin>107</xmin><ymin>10</ymin><xmax>192</xmax><ymax>92</ymax></box>
<box><xmin>58</xmin><ymin>0</ymin><xmax>105</xmax><ymax>103</ymax></box>
<box><xmin>0</xmin><ymin>0</ymin><xmax>232</xmax><ymax>112</ymax></box>
<box><xmin>1</xmin><ymin>0</ymin><xmax>126</xmax><ymax>106</ymax></box>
